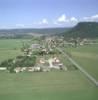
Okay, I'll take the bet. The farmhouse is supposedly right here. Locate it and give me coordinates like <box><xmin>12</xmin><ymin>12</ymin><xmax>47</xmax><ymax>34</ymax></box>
<box><xmin>48</xmin><ymin>57</ymin><xmax>66</xmax><ymax>70</ymax></box>
<box><xmin>30</xmin><ymin>44</ymin><xmax>41</xmax><ymax>49</ymax></box>
<box><xmin>0</xmin><ymin>67</ymin><xmax>6</xmax><ymax>70</ymax></box>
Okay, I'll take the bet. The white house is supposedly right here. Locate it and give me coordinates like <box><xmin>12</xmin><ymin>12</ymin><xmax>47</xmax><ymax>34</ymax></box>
<box><xmin>0</xmin><ymin>67</ymin><xmax>6</xmax><ymax>70</ymax></box>
<box><xmin>30</xmin><ymin>44</ymin><xmax>41</xmax><ymax>49</ymax></box>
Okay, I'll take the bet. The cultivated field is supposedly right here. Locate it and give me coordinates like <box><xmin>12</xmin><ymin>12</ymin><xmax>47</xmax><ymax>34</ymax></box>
<box><xmin>64</xmin><ymin>44</ymin><xmax>98</xmax><ymax>80</ymax></box>
<box><xmin>0</xmin><ymin>39</ymin><xmax>98</xmax><ymax>100</ymax></box>
<box><xmin>0</xmin><ymin>71</ymin><xmax>98</xmax><ymax>100</ymax></box>
<box><xmin>0</xmin><ymin>39</ymin><xmax>28</xmax><ymax>63</ymax></box>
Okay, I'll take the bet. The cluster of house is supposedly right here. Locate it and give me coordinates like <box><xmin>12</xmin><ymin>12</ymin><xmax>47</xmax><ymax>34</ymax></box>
<box><xmin>0</xmin><ymin>37</ymin><xmax>67</xmax><ymax>73</ymax></box>
<box><xmin>24</xmin><ymin>42</ymin><xmax>56</xmax><ymax>57</ymax></box>
<box><xmin>14</xmin><ymin>66</ymin><xmax>41</xmax><ymax>73</ymax></box>
<box><xmin>13</xmin><ymin>56</ymin><xmax>67</xmax><ymax>73</ymax></box>
<box><xmin>48</xmin><ymin>57</ymin><xmax>64</xmax><ymax>70</ymax></box>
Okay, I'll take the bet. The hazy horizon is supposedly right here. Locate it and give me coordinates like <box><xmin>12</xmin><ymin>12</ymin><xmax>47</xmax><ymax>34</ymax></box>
<box><xmin>0</xmin><ymin>0</ymin><xmax>98</xmax><ymax>29</ymax></box>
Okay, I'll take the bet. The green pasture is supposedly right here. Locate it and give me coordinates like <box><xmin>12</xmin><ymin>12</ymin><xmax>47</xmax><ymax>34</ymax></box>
<box><xmin>64</xmin><ymin>44</ymin><xmax>98</xmax><ymax>80</ymax></box>
<box><xmin>0</xmin><ymin>49</ymin><xmax>21</xmax><ymax>63</ymax></box>
<box><xmin>0</xmin><ymin>39</ymin><xmax>23</xmax><ymax>49</ymax></box>
<box><xmin>0</xmin><ymin>71</ymin><xmax>98</xmax><ymax>100</ymax></box>
<box><xmin>0</xmin><ymin>39</ymin><xmax>29</xmax><ymax>62</ymax></box>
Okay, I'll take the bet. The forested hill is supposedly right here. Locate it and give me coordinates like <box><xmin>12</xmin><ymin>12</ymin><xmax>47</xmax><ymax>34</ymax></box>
<box><xmin>0</xmin><ymin>28</ymin><xmax>68</xmax><ymax>38</ymax></box>
<box><xmin>62</xmin><ymin>22</ymin><xmax>98</xmax><ymax>38</ymax></box>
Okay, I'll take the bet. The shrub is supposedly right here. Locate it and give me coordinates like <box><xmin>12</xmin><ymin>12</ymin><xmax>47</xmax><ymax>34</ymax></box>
<box><xmin>0</xmin><ymin>55</ymin><xmax>36</xmax><ymax>73</ymax></box>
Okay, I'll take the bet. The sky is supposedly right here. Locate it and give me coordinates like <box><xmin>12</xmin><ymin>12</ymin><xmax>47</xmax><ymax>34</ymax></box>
<box><xmin>0</xmin><ymin>0</ymin><xmax>98</xmax><ymax>29</ymax></box>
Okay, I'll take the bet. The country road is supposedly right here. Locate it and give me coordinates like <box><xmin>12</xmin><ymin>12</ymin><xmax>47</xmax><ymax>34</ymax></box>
<box><xmin>57</xmin><ymin>47</ymin><xmax>98</xmax><ymax>86</ymax></box>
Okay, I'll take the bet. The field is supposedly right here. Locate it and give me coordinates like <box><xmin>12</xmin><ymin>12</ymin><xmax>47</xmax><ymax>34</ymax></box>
<box><xmin>64</xmin><ymin>44</ymin><xmax>98</xmax><ymax>80</ymax></box>
<box><xmin>0</xmin><ymin>39</ymin><xmax>98</xmax><ymax>100</ymax></box>
<box><xmin>0</xmin><ymin>39</ymin><xmax>29</xmax><ymax>63</ymax></box>
<box><xmin>0</xmin><ymin>71</ymin><xmax>98</xmax><ymax>100</ymax></box>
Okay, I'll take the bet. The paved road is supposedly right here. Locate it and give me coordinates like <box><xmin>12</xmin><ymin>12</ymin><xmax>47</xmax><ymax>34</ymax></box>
<box><xmin>57</xmin><ymin>47</ymin><xmax>98</xmax><ymax>86</ymax></box>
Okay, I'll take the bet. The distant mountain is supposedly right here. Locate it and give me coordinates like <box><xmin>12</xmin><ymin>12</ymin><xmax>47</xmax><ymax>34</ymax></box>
<box><xmin>62</xmin><ymin>22</ymin><xmax>98</xmax><ymax>38</ymax></box>
<box><xmin>0</xmin><ymin>28</ymin><xmax>69</xmax><ymax>38</ymax></box>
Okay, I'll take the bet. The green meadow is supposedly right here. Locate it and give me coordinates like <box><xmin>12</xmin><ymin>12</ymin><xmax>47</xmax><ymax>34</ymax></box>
<box><xmin>64</xmin><ymin>44</ymin><xmax>98</xmax><ymax>80</ymax></box>
<box><xmin>0</xmin><ymin>39</ymin><xmax>29</xmax><ymax>62</ymax></box>
<box><xmin>0</xmin><ymin>39</ymin><xmax>98</xmax><ymax>100</ymax></box>
<box><xmin>0</xmin><ymin>71</ymin><xmax>98</xmax><ymax>100</ymax></box>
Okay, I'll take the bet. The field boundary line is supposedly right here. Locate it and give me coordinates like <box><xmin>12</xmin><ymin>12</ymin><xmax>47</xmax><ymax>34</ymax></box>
<box><xmin>57</xmin><ymin>47</ymin><xmax>98</xmax><ymax>86</ymax></box>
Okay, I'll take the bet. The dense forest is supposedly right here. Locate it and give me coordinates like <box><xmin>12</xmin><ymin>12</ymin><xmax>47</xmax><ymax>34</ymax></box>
<box><xmin>62</xmin><ymin>22</ymin><xmax>98</xmax><ymax>38</ymax></box>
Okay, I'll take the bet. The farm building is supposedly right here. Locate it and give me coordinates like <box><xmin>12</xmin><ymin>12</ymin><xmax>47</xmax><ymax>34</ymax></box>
<box><xmin>30</xmin><ymin>44</ymin><xmax>41</xmax><ymax>49</ymax></box>
<box><xmin>0</xmin><ymin>67</ymin><xmax>7</xmax><ymax>71</ymax></box>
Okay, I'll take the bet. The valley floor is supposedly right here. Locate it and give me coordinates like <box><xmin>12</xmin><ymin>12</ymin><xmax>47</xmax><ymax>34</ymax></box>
<box><xmin>0</xmin><ymin>71</ymin><xmax>98</xmax><ymax>100</ymax></box>
<box><xmin>0</xmin><ymin>39</ymin><xmax>98</xmax><ymax>100</ymax></box>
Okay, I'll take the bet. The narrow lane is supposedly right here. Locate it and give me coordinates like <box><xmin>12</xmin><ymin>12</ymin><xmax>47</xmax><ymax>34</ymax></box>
<box><xmin>57</xmin><ymin>47</ymin><xmax>98</xmax><ymax>86</ymax></box>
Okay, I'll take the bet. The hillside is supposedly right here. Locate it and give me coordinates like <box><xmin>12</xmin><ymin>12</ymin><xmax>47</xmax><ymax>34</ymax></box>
<box><xmin>62</xmin><ymin>22</ymin><xmax>98</xmax><ymax>38</ymax></box>
<box><xmin>0</xmin><ymin>28</ymin><xmax>68</xmax><ymax>38</ymax></box>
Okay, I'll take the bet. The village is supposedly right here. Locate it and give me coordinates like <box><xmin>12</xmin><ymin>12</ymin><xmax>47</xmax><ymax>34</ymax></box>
<box><xmin>12</xmin><ymin>36</ymin><xmax>68</xmax><ymax>73</ymax></box>
<box><xmin>0</xmin><ymin>36</ymin><xmax>94</xmax><ymax>73</ymax></box>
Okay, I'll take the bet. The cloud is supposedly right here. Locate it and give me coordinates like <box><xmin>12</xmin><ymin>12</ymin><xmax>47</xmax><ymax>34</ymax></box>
<box><xmin>39</xmin><ymin>18</ymin><xmax>48</xmax><ymax>24</ymax></box>
<box><xmin>92</xmin><ymin>14</ymin><xmax>98</xmax><ymax>19</ymax></box>
<box><xmin>70</xmin><ymin>17</ymin><xmax>78</xmax><ymax>22</ymax></box>
<box><xmin>83</xmin><ymin>14</ymin><xmax>98</xmax><ymax>21</ymax></box>
<box><xmin>57</xmin><ymin>14</ymin><xmax>69</xmax><ymax>23</ymax></box>
<box><xmin>54</xmin><ymin>14</ymin><xmax>78</xmax><ymax>26</ymax></box>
